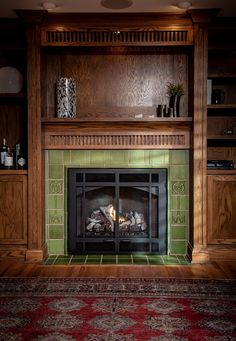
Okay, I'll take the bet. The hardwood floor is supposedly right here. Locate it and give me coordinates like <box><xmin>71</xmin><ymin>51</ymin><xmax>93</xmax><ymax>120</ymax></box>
<box><xmin>0</xmin><ymin>257</ymin><xmax>236</xmax><ymax>279</ymax></box>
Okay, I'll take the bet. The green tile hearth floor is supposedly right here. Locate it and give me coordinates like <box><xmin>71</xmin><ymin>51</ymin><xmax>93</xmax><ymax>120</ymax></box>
<box><xmin>44</xmin><ymin>254</ymin><xmax>190</xmax><ymax>265</ymax></box>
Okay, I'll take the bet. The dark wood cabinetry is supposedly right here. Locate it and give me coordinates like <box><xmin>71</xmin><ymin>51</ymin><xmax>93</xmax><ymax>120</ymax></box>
<box><xmin>206</xmin><ymin>19</ymin><xmax>236</xmax><ymax>254</ymax></box>
<box><xmin>0</xmin><ymin>172</ymin><xmax>27</xmax><ymax>246</ymax></box>
<box><xmin>207</xmin><ymin>174</ymin><xmax>236</xmax><ymax>244</ymax></box>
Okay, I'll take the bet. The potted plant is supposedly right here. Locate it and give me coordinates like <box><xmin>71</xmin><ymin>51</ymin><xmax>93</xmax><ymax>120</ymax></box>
<box><xmin>166</xmin><ymin>82</ymin><xmax>184</xmax><ymax>117</ymax></box>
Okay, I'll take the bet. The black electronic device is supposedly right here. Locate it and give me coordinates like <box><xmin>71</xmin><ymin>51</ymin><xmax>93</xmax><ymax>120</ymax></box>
<box><xmin>207</xmin><ymin>160</ymin><xmax>234</xmax><ymax>170</ymax></box>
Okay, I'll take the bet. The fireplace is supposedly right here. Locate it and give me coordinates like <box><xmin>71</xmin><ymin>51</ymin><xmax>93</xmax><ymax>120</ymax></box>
<box><xmin>68</xmin><ymin>168</ymin><xmax>167</xmax><ymax>254</ymax></box>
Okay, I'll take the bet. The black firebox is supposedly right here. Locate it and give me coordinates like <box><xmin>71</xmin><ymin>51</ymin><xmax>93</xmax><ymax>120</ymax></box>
<box><xmin>68</xmin><ymin>168</ymin><xmax>167</xmax><ymax>254</ymax></box>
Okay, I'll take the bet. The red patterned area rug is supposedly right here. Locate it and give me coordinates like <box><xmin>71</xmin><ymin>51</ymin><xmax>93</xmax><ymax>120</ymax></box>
<box><xmin>0</xmin><ymin>277</ymin><xmax>235</xmax><ymax>341</ymax></box>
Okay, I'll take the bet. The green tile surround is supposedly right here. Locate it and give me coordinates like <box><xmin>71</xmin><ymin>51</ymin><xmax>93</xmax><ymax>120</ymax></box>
<box><xmin>45</xmin><ymin>150</ymin><xmax>190</xmax><ymax>256</ymax></box>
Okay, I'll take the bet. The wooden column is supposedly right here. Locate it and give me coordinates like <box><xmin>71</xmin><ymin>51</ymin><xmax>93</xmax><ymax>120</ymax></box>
<box><xmin>16</xmin><ymin>11</ymin><xmax>47</xmax><ymax>262</ymax></box>
<box><xmin>188</xmin><ymin>9</ymin><xmax>219</xmax><ymax>262</ymax></box>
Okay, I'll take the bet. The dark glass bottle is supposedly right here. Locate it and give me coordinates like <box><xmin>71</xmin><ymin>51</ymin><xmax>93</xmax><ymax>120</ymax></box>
<box><xmin>0</xmin><ymin>138</ymin><xmax>7</xmax><ymax>168</ymax></box>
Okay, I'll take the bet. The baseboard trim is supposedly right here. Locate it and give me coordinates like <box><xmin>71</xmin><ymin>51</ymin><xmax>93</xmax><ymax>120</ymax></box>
<box><xmin>191</xmin><ymin>245</ymin><xmax>236</xmax><ymax>263</ymax></box>
<box><xmin>25</xmin><ymin>249</ymin><xmax>44</xmax><ymax>263</ymax></box>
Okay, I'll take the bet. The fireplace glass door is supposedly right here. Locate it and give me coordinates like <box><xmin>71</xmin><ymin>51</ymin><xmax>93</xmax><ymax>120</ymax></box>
<box><xmin>68</xmin><ymin>169</ymin><xmax>167</xmax><ymax>254</ymax></box>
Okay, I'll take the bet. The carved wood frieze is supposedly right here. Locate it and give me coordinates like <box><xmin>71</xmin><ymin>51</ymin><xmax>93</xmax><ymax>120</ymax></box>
<box><xmin>42</xmin><ymin>130</ymin><xmax>190</xmax><ymax>149</ymax></box>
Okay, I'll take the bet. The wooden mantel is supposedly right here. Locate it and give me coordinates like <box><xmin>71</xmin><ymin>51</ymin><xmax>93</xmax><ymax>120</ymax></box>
<box><xmin>42</xmin><ymin>118</ymin><xmax>192</xmax><ymax>150</ymax></box>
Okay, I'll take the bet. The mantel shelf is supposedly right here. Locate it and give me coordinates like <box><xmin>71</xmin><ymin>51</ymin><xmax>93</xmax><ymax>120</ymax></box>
<box><xmin>42</xmin><ymin>117</ymin><xmax>192</xmax><ymax>125</ymax></box>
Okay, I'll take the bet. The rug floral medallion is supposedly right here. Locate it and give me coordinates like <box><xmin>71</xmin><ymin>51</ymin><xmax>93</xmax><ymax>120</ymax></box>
<box><xmin>0</xmin><ymin>278</ymin><xmax>235</xmax><ymax>341</ymax></box>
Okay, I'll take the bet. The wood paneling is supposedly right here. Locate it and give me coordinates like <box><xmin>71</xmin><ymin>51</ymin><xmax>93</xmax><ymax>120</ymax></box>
<box><xmin>0</xmin><ymin>175</ymin><xmax>27</xmax><ymax>245</ymax></box>
<box><xmin>191</xmin><ymin>22</ymin><xmax>208</xmax><ymax>256</ymax></box>
<box><xmin>42</xmin><ymin>48</ymin><xmax>189</xmax><ymax>119</ymax></box>
<box><xmin>207</xmin><ymin>175</ymin><xmax>236</xmax><ymax>244</ymax></box>
<box><xmin>25</xmin><ymin>16</ymin><xmax>43</xmax><ymax>261</ymax></box>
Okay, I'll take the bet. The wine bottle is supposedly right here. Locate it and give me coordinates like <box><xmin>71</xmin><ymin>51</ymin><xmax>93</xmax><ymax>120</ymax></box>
<box><xmin>0</xmin><ymin>138</ymin><xmax>7</xmax><ymax>168</ymax></box>
<box><xmin>4</xmin><ymin>147</ymin><xmax>14</xmax><ymax>169</ymax></box>
<box><xmin>15</xmin><ymin>143</ymin><xmax>26</xmax><ymax>169</ymax></box>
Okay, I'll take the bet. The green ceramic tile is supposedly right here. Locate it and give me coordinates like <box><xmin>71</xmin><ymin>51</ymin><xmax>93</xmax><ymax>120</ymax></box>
<box><xmin>64</xmin><ymin>151</ymin><xmax>71</xmax><ymax>165</ymax></box>
<box><xmin>48</xmin><ymin>210</ymin><xmax>64</xmax><ymax>225</ymax></box>
<box><xmin>86</xmin><ymin>258</ymin><xmax>101</xmax><ymax>264</ymax></box>
<box><xmin>133</xmin><ymin>257</ymin><xmax>148</xmax><ymax>264</ymax></box>
<box><xmin>48</xmin><ymin>240</ymin><xmax>65</xmax><ymax>254</ymax></box>
<box><xmin>171</xmin><ymin>211</ymin><xmax>188</xmax><ymax>226</ymax></box>
<box><xmin>48</xmin><ymin>150</ymin><xmax>64</xmax><ymax>164</ymax></box>
<box><xmin>102</xmin><ymin>259</ymin><xmax>116</xmax><ymax>264</ymax></box>
<box><xmin>70</xmin><ymin>257</ymin><xmax>86</xmax><ymax>264</ymax></box>
<box><xmin>47</xmin><ymin>195</ymin><xmax>64</xmax><ymax>210</ymax></box>
<box><xmin>171</xmin><ymin>181</ymin><xmax>188</xmax><ymax>195</ymax></box>
<box><xmin>49</xmin><ymin>180</ymin><xmax>64</xmax><ymax>194</ymax></box>
<box><xmin>117</xmin><ymin>258</ymin><xmax>132</xmax><ymax>264</ymax></box>
<box><xmin>170</xmin><ymin>195</ymin><xmax>189</xmax><ymax>210</ymax></box>
<box><xmin>171</xmin><ymin>226</ymin><xmax>188</xmax><ymax>239</ymax></box>
<box><xmin>170</xmin><ymin>165</ymin><xmax>189</xmax><ymax>180</ymax></box>
<box><xmin>149</xmin><ymin>150</ymin><xmax>169</xmax><ymax>166</ymax></box>
<box><xmin>170</xmin><ymin>150</ymin><xmax>188</xmax><ymax>165</ymax></box>
<box><xmin>147</xmin><ymin>256</ymin><xmax>164</xmax><ymax>265</ymax></box>
<box><xmin>54</xmin><ymin>256</ymin><xmax>71</xmax><ymax>265</ymax></box>
<box><xmin>49</xmin><ymin>225</ymin><xmax>64</xmax><ymax>239</ymax></box>
<box><xmin>102</xmin><ymin>254</ymin><xmax>116</xmax><ymax>260</ymax></box>
<box><xmin>90</xmin><ymin>151</ymin><xmax>105</xmax><ymax>165</ymax></box>
<box><xmin>162</xmin><ymin>255</ymin><xmax>179</xmax><ymax>265</ymax></box>
<box><xmin>106</xmin><ymin>150</ymin><xmax>129</xmax><ymax>166</ymax></box>
<box><xmin>128</xmin><ymin>150</ymin><xmax>147</xmax><ymax>166</ymax></box>
<box><xmin>71</xmin><ymin>150</ymin><xmax>88</xmax><ymax>165</ymax></box>
<box><xmin>170</xmin><ymin>241</ymin><xmax>187</xmax><ymax>255</ymax></box>
<box><xmin>177</xmin><ymin>255</ymin><xmax>190</xmax><ymax>265</ymax></box>
<box><xmin>49</xmin><ymin>165</ymin><xmax>64</xmax><ymax>179</ymax></box>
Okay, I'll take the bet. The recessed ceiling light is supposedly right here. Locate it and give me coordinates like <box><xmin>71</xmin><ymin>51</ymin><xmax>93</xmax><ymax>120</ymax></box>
<box><xmin>42</xmin><ymin>2</ymin><xmax>57</xmax><ymax>11</ymax></box>
<box><xmin>177</xmin><ymin>1</ymin><xmax>192</xmax><ymax>10</ymax></box>
<box><xmin>101</xmin><ymin>0</ymin><xmax>133</xmax><ymax>10</ymax></box>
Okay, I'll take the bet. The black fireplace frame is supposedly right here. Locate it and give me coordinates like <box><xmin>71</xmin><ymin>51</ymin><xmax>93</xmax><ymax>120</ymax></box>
<box><xmin>68</xmin><ymin>168</ymin><xmax>167</xmax><ymax>254</ymax></box>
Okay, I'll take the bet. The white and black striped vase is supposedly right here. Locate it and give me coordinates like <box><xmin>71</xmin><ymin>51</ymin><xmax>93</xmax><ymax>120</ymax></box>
<box><xmin>56</xmin><ymin>77</ymin><xmax>76</xmax><ymax>118</ymax></box>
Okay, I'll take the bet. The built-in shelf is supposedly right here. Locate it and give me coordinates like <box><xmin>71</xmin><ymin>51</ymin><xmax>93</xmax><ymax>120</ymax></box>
<box><xmin>208</xmin><ymin>74</ymin><xmax>236</xmax><ymax>78</ymax></box>
<box><xmin>0</xmin><ymin>93</ymin><xmax>25</xmax><ymax>99</ymax></box>
<box><xmin>0</xmin><ymin>169</ymin><xmax>27</xmax><ymax>175</ymax></box>
<box><xmin>207</xmin><ymin>169</ymin><xmax>236</xmax><ymax>175</ymax></box>
<box><xmin>207</xmin><ymin>104</ymin><xmax>236</xmax><ymax>109</ymax></box>
<box><xmin>207</xmin><ymin>135</ymin><xmax>236</xmax><ymax>140</ymax></box>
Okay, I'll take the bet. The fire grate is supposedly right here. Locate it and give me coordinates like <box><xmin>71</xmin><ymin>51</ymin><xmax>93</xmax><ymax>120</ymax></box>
<box><xmin>68</xmin><ymin>169</ymin><xmax>167</xmax><ymax>254</ymax></box>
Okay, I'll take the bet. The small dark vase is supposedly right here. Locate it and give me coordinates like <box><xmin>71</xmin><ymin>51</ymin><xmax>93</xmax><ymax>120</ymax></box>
<box><xmin>169</xmin><ymin>95</ymin><xmax>181</xmax><ymax>117</ymax></box>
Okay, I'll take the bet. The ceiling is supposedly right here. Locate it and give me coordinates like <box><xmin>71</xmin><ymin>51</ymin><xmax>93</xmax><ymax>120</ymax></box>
<box><xmin>0</xmin><ymin>0</ymin><xmax>236</xmax><ymax>18</ymax></box>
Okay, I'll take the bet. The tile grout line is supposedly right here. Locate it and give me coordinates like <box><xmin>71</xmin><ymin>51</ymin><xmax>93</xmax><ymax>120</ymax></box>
<box><xmin>52</xmin><ymin>255</ymin><xmax>59</xmax><ymax>265</ymax></box>
<box><xmin>68</xmin><ymin>254</ymin><xmax>73</xmax><ymax>265</ymax></box>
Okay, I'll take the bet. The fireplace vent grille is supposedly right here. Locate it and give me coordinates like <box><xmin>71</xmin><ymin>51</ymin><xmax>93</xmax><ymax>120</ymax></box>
<box><xmin>42</xmin><ymin>29</ymin><xmax>192</xmax><ymax>46</ymax></box>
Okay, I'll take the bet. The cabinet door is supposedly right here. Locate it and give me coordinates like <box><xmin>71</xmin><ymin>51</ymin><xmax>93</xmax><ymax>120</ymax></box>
<box><xmin>207</xmin><ymin>175</ymin><xmax>236</xmax><ymax>244</ymax></box>
<box><xmin>0</xmin><ymin>175</ymin><xmax>27</xmax><ymax>244</ymax></box>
